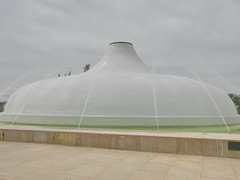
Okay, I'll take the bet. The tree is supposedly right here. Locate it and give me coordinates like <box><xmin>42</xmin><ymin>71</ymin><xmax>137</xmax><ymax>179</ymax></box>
<box><xmin>228</xmin><ymin>93</ymin><xmax>240</xmax><ymax>115</ymax></box>
<box><xmin>84</xmin><ymin>64</ymin><xmax>90</xmax><ymax>72</ymax></box>
<box><xmin>0</xmin><ymin>101</ymin><xmax>6</xmax><ymax>112</ymax></box>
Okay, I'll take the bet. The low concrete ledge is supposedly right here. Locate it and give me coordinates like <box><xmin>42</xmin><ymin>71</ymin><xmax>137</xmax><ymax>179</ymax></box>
<box><xmin>1</xmin><ymin>125</ymin><xmax>240</xmax><ymax>159</ymax></box>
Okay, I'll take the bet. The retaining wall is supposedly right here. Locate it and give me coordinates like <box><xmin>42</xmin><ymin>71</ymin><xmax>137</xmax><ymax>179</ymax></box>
<box><xmin>1</xmin><ymin>126</ymin><xmax>240</xmax><ymax>159</ymax></box>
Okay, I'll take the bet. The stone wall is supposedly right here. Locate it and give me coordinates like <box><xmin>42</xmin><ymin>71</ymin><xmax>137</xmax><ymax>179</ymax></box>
<box><xmin>1</xmin><ymin>127</ymin><xmax>240</xmax><ymax>159</ymax></box>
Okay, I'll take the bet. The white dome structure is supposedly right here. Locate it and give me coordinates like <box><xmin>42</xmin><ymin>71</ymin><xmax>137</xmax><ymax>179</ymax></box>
<box><xmin>0</xmin><ymin>42</ymin><xmax>239</xmax><ymax>127</ymax></box>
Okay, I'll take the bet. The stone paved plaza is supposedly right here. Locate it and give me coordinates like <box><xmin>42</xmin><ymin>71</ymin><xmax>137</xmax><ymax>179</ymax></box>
<box><xmin>0</xmin><ymin>141</ymin><xmax>240</xmax><ymax>180</ymax></box>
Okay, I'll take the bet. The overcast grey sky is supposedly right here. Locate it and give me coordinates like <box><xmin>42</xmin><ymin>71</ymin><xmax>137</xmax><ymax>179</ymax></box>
<box><xmin>0</xmin><ymin>0</ymin><xmax>240</xmax><ymax>101</ymax></box>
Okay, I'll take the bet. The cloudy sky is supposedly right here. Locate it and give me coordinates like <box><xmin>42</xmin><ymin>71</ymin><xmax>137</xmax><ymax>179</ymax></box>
<box><xmin>0</xmin><ymin>0</ymin><xmax>240</xmax><ymax>101</ymax></box>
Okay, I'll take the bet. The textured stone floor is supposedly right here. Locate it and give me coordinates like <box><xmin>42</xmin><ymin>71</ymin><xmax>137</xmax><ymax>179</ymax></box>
<box><xmin>0</xmin><ymin>141</ymin><xmax>240</xmax><ymax>180</ymax></box>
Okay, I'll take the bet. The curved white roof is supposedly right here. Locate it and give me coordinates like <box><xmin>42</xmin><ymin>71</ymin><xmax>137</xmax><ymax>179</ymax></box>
<box><xmin>3</xmin><ymin>42</ymin><xmax>238</xmax><ymax>123</ymax></box>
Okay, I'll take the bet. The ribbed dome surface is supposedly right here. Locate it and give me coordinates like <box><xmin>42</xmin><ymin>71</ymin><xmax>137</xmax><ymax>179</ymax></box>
<box><xmin>2</xmin><ymin>42</ymin><xmax>238</xmax><ymax>126</ymax></box>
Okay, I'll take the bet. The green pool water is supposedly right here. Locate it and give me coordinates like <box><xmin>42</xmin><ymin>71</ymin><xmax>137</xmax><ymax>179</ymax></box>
<box><xmin>1</xmin><ymin>121</ymin><xmax>240</xmax><ymax>134</ymax></box>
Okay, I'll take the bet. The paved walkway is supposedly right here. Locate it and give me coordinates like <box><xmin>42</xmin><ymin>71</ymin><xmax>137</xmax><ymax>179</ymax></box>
<box><xmin>0</xmin><ymin>141</ymin><xmax>240</xmax><ymax>180</ymax></box>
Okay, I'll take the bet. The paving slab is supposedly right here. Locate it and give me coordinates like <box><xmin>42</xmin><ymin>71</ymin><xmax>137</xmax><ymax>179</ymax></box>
<box><xmin>0</xmin><ymin>141</ymin><xmax>240</xmax><ymax>180</ymax></box>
